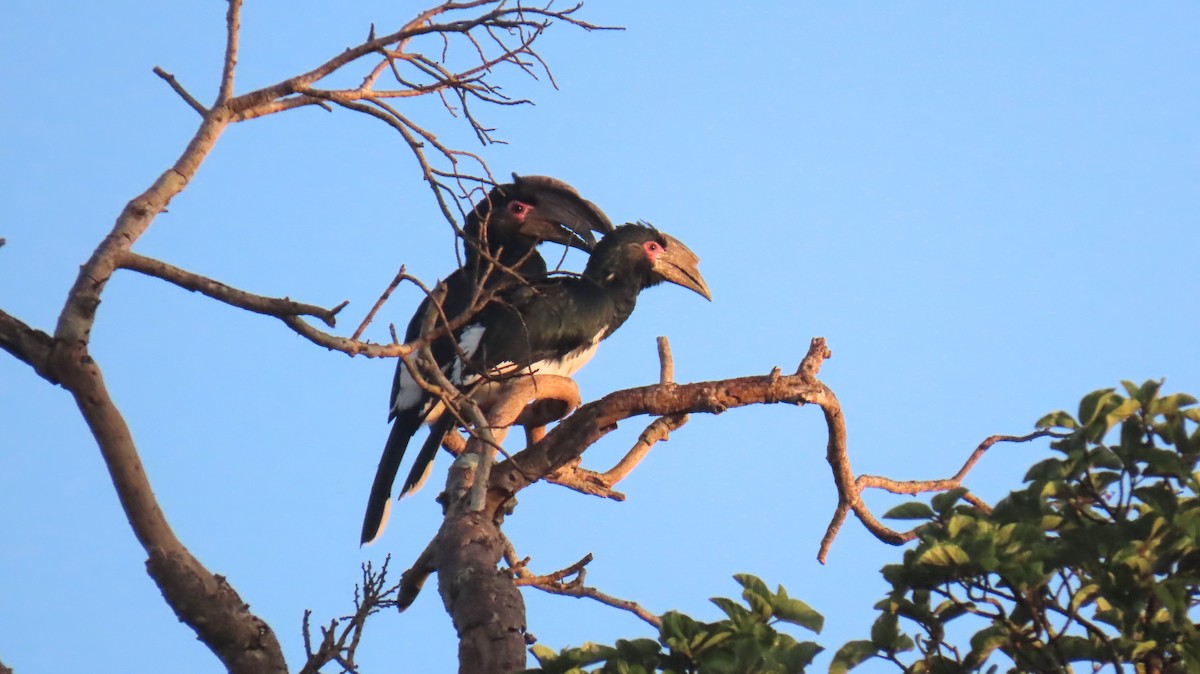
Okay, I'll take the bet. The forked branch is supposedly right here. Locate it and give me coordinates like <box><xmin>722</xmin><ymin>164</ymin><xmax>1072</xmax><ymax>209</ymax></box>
<box><xmin>504</xmin><ymin>541</ymin><xmax>662</xmax><ymax>628</ymax></box>
<box><xmin>298</xmin><ymin>557</ymin><xmax>403</xmax><ymax>674</ymax></box>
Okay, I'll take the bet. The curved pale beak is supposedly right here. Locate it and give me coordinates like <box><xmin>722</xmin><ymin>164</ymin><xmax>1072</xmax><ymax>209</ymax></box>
<box><xmin>513</xmin><ymin>175</ymin><xmax>615</xmax><ymax>253</ymax></box>
<box><xmin>652</xmin><ymin>232</ymin><xmax>712</xmax><ymax>301</ymax></box>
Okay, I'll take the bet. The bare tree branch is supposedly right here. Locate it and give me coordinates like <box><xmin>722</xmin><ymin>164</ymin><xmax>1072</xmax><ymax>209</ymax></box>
<box><xmin>153</xmin><ymin>67</ymin><xmax>208</xmax><ymax>116</ymax></box>
<box><xmin>0</xmin><ymin>309</ymin><xmax>56</xmax><ymax>384</ymax></box>
<box><xmin>601</xmin><ymin>414</ymin><xmax>690</xmax><ymax>487</ymax></box>
<box><xmin>298</xmin><ymin>557</ymin><xmax>402</xmax><ymax>674</ymax></box>
<box><xmin>351</xmin><ymin>265</ymin><xmax>408</xmax><ymax>341</ymax></box>
<box><xmin>505</xmin><ymin>542</ymin><xmax>662</xmax><ymax>629</ymax></box>
<box><xmin>120</xmin><ymin>252</ymin><xmax>343</xmax><ymax>327</ymax></box>
<box><xmin>217</xmin><ymin>0</ymin><xmax>243</xmax><ymax>105</ymax></box>
<box><xmin>487</xmin><ymin>341</ymin><xmax>834</xmax><ymax>507</ymax></box>
<box><xmin>854</xmin><ymin>429</ymin><xmax>1069</xmax><ymax>497</ymax></box>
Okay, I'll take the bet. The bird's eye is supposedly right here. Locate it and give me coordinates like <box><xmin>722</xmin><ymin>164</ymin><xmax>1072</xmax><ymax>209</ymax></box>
<box><xmin>508</xmin><ymin>202</ymin><xmax>528</xmax><ymax>216</ymax></box>
<box><xmin>643</xmin><ymin>240</ymin><xmax>663</xmax><ymax>256</ymax></box>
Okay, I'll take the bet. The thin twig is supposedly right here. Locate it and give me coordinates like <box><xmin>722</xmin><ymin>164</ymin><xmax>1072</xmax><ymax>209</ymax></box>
<box><xmin>601</xmin><ymin>414</ymin><xmax>689</xmax><ymax>486</ymax></box>
<box><xmin>503</xmin><ymin>538</ymin><xmax>662</xmax><ymax>628</ymax></box>
<box><xmin>351</xmin><ymin>265</ymin><xmax>407</xmax><ymax>341</ymax></box>
<box><xmin>217</xmin><ymin>0</ymin><xmax>243</xmax><ymax>104</ymax></box>
<box><xmin>152</xmin><ymin>67</ymin><xmax>208</xmax><ymax>116</ymax></box>
<box><xmin>657</xmin><ymin>335</ymin><xmax>674</xmax><ymax>383</ymax></box>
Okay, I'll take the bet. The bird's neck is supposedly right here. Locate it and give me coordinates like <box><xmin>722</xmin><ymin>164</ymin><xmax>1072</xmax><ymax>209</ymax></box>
<box><xmin>595</xmin><ymin>272</ymin><xmax>650</xmax><ymax>338</ymax></box>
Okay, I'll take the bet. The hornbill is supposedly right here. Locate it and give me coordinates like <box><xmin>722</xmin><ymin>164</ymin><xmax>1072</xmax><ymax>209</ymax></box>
<box><xmin>361</xmin><ymin>175</ymin><xmax>613</xmax><ymax>545</ymax></box>
<box><xmin>363</xmin><ymin>222</ymin><xmax>711</xmax><ymax>543</ymax></box>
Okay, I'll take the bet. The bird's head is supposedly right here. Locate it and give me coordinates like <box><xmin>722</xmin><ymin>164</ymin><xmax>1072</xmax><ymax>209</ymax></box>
<box><xmin>586</xmin><ymin>222</ymin><xmax>712</xmax><ymax>301</ymax></box>
<box><xmin>464</xmin><ymin>174</ymin><xmax>614</xmax><ymax>255</ymax></box>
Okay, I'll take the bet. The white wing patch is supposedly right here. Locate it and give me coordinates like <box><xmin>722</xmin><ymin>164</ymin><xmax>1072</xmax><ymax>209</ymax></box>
<box><xmin>392</xmin><ymin>364</ymin><xmax>424</xmax><ymax>413</ymax></box>
<box><xmin>452</xmin><ymin>324</ymin><xmax>486</xmax><ymax>384</ymax></box>
<box><xmin>450</xmin><ymin>326</ymin><xmax>605</xmax><ymax>396</ymax></box>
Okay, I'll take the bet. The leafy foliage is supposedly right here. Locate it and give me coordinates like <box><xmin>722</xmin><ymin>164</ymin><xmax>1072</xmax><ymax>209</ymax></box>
<box><xmin>524</xmin><ymin>575</ymin><xmax>824</xmax><ymax>673</ymax></box>
<box><xmin>836</xmin><ymin>380</ymin><xmax>1200</xmax><ymax>673</ymax></box>
<box><xmin>526</xmin><ymin>381</ymin><xmax>1200</xmax><ymax>673</ymax></box>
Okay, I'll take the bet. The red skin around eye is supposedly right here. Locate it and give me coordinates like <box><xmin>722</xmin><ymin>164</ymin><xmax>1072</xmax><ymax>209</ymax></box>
<box><xmin>507</xmin><ymin>201</ymin><xmax>530</xmax><ymax>221</ymax></box>
<box><xmin>643</xmin><ymin>240</ymin><xmax>664</xmax><ymax>262</ymax></box>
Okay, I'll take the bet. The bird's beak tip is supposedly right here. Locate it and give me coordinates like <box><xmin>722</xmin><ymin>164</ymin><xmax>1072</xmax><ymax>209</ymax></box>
<box><xmin>655</xmin><ymin>232</ymin><xmax>711</xmax><ymax>302</ymax></box>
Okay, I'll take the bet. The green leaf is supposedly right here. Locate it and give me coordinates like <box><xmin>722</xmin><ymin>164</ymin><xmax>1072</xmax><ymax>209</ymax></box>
<box><xmin>733</xmin><ymin>574</ymin><xmax>770</xmax><ymax>601</ymax></box>
<box><xmin>697</xmin><ymin>630</ymin><xmax>733</xmax><ymax>652</ymax></box>
<box><xmin>946</xmin><ymin>513</ymin><xmax>975</xmax><ymax>538</ymax></box>
<box><xmin>613</xmin><ymin>638</ymin><xmax>662</xmax><ymax>669</ymax></box>
<box><xmin>1036</xmin><ymin>409</ymin><xmax>1078</xmax><ymax>429</ymax></box>
<box><xmin>1140</xmin><ymin>447</ymin><xmax>1188</xmax><ymax>479</ymax></box>
<box><xmin>1079</xmin><ymin>388</ymin><xmax>1118</xmax><ymax>426</ymax></box>
<box><xmin>1156</xmin><ymin>392</ymin><xmax>1198</xmax><ymax>414</ymax></box>
<box><xmin>830</xmin><ymin>640</ymin><xmax>878</xmax><ymax>674</ymax></box>
<box><xmin>1104</xmin><ymin>398</ymin><xmax>1142</xmax><ymax>432</ymax></box>
<box><xmin>743</xmin><ymin>588</ymin><xmax>773</xmax><ymax>622</ymax></box>
<box><xmin>931</xmin><ymin>488</ymin><xmax>969</xmax><ymax>515</ymax></box>
<box><xmin>869</xmin><ymin>613</ymin><xmax>901</xmax><ymax>652</ymax></box>
<box><xmin>1131</xmin><ymin>639</ymin><xmax>1160</xmax><ymax>660</ymax></box>
<box><xmin>769</xmin><ymin>589</ymin><xmax>824</xmax><ymax>634</ymax></box>
<box><xmin>1090</xmin><ymin>446</ymin><xmax>1123</xmax><ymax>469</ymax></box>
<box><xmin>916</xmin><ymin>543</ymin><xmax>969</xmax><ymax>567</ymax></box>
<box><xmin>883</xmin><ymin>501</ymin><xmax>936</xmax><ymax>520</ymax></box>
<box><xmin>1134</xmin><ymin>484</ymin><xmax>1179</xmax><ymax>519</ymax></box>
<box><xmin>529</xmin><ymin>642</ymin><xmax>618</xmax><ymax>671</ymax></box>
<box><xmin>1135</xmin><ymin>379</ymin><xmax>1164</xmax><ymax>405</ymax></box>
<box><xmin>966</xmin><ymin>624</ymin><xmax>1008</xmax><ymax>666</ymax></box>
<box><xmin>529</xmin><ymin>643</ymin><xmax>558</xmax><ymax>665</ymax></box>
<box><xmin>1070</xmin><ymin>583</ymin><xmax>1100</xmax><ymax>611</ymax></box>
<box><xmin>709</xmin><ymin>596</ymin><xmax>749</xmax><ymax>622</ymax></box>
<box><xmin>1056</xmin><ymin>635</ymin><xmax>1103</xmax><ymax>662</ymax></box>
<box><xmin>780</xmin><ymin>641</ymin><xmax>824</xmax><ymax>670</ymax></box>
<box><xmin>1024</xmin><ymin>457</ymin><xmax>1065</xmax><ymax>481</ymax></box>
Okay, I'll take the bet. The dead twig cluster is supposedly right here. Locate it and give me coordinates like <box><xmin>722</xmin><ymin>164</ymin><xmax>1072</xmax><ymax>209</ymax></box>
<box><xmin>504</xmin><ymin>542</ymin><xmax>662</xmax><ymax>629</ymax></box>
<box><xmin>299</xmin><ymin>557</ymin><xmax>403</xmax><ymax>674</ymax></box>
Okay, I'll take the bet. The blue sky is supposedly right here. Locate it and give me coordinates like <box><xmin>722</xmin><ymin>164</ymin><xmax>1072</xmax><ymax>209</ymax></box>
<box><xmin>2</xmin><ymin>2</ymin><xmax>1198</xmax><ymax>672</ymax></box>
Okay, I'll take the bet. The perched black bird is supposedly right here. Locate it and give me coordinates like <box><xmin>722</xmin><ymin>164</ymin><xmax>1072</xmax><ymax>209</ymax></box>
<box><xmin>361</xmin><ymin>175</ymin><xmax>613</xmax><ymax>545</ymax></box>
<box><xmin>385</xmin><ymin>222</ymin><xmax>711</xmax><ymax>530</ymax></box>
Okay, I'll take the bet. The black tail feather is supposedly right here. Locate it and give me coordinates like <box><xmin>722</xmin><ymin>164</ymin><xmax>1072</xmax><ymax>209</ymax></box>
<box><xmin>360</xmin><ymin>409</ymin><xmax>424</xmax><ymax>546</ymax></box>
<box><xmin>400</xmin><ymin>415</ymin><xmax>454</xmax><ymax>498</ymax></box>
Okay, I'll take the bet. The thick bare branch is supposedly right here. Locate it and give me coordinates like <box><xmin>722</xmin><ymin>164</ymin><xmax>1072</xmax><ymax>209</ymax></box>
<box><xmin>0</xmin><ymin>308</ymin><xmax>56</xmax><ymax>384</ymax></box>
<box><xmin>53</xmin><ymin>112</ymin><xmax>230</xmax><ymax>346</ymax></box>
<box><xmin>44</xmin><ymin>334</ymin><xmax>287</xmax><ymax>672</ymax></box>
<box><xmin>488</xmin><ymin>353</ymin><xmax>832</xmax><ymax>506</ymax></box>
